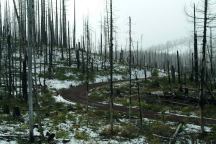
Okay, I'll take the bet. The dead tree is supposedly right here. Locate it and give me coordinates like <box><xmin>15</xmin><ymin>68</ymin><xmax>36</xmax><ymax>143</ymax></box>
<box><xmin>82</xmin><ymin>37</ymin><xmax>85</xmax><ymax>74</ymax></box>
<box><xmin>209</xmin><ymin>27</ymin><xmax>213</xmax><ymax>90</ymax></box>
<box><xmin>62</xmin><ymin>0</ymin><xmax>67</xmax><ymax>49</ymax></box>
<box><xmin>171</xmin><ymin>65</ymin><xmax>176</xmax><ymax>83</ymax></box>
<box><xmin>109</xmin><ymin>0</ymin><xmax>114</xmax><ymax>134</ymax></box>
<box><xmin>129</xmin><ymin>16</ymin><xmax>132</xmax><ymax>121</ymax></box>
<box><xmin>199</xmin><ymin>0</ymin><xmax>208</xmax><ymax>134</ymax></box>
<box><xmin>136</xmin><ymin>74</ymin><xmax>142</xmax><ymax>130</ymax></box>
<box><xmin>76</xmin><ymin>42</ymin><xmax>80</xmax><ymax>69</ymax></box>
<box><xmin>48</xmin><ymin>8</ymin><xmax>54</xmax><ymax>79</ymax></box>
<box><xmin>177</xmin><ymin>51</ymin><xmax>181</xmax><ymax>84</ymax></box>
<box><xmin>86</xmin><ymin>20</ymin><xmax>90</xmax><ymax>127</ymax></box>
<box><xmin>167</xmin><ymin>60</ymin><xmax>171</xmax><ymax>84</ymax></box>
<box><xmin>194</xmin><ymin>4</ymin><xmax>199</xmax><ymax>84</ymax></box>
<box><xmin>73</xmin><ymin>0</ymin><xmax>76</xmax><ymax>66</ymax></box>
<box><xmin>27</xmin><ymin>0</ymin><xmax>34</xmax><ymax>141</ymax></box>
<box><xmin>55</xmin><ymin>0</ymin><xmax>58</xmax><ymax>46</ymax></box>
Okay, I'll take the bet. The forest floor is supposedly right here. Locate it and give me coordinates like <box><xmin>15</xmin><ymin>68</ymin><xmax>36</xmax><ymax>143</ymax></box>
<box><xmin>1</xmin><ymin>53</ymin><xmax>216</xmax><ymax>143</ymax></box>
<box><xmin>60</xmin><ymin>81</ymin><xmax>216</xmax><ymax>126</ymax></box>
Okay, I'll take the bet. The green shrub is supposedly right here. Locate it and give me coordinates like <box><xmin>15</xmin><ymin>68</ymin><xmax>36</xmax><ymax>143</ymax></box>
<box><xmin>56</xmin><ymin>130</ymin><xmax>70</xmax><ymax>139</ymax></box>
<box><xmin>100</xmin><ymin>124</ymin><xmax>139</xmax><ymax>139</ymax></box>
<box><xmin>100</xmin><ymin>125</ymin><xmax>121</xmax><ymax>137</ymax></box>
<box><xmin>74</xmin><ymin>131</ymin><xmax>89</xmax><ymax>141</ymax></box>
<box><xmin>149</xmin><ymin>80</ymin><xmax>160</xmax><ymax>88</ymax></box>
<box><xmin>52</xmin><ymin>112</ymin><xmax>67</xmax><ymax>125</ymax></box>
<box><xmin>151</xmin><ymin>69</ymin><xmax>159</xmax><ymax>77</ymax></box>
<box><xmin>150</xmin><ymin>121</ymin><xmax>174</xmax><ymax>137</ymax></box>
<box><xmin>120</xmin><ymin>124</ymin><xmax>139</xmax><ymax>139</ymax></box>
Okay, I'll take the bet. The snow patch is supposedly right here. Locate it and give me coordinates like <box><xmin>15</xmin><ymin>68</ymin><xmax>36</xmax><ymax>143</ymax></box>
<box><xmin>53</xmin><ymin>95</ymin><xmax>76</xmax><ymax>105</ymax></box>
<box><xmin>46</xmin><ymin>79</ymin><xmax>81</xmax><ymax>90</ymax></box>
<box><xmin>185</xmin><ymin>124</ymin><xmax>211</xmax><ymax>133</ymax></box>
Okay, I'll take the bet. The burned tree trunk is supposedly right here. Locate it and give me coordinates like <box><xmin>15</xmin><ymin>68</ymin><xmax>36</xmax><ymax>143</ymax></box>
<box><xmin>167</xmin><ymin>60</ymin><xmax>171</xmax><ymax>84</ymax></box>
<box><xmin>76</xmin><ymin>42</ymin><xmax>80</xmax><ymax>69</ymax></box>
<box><xmin>171</xmin><ymin>65</ymin><xmax>176</xmax><ymax>83</ymax></box>
<box><xmin>129</xmin><ymin>17</ymin><xmax>132</xmax><ymax>121</ymax></box>
<box><xmin>194</xmin><ymin>4</ymin><xmax>199</xmax><ymax>84</ymax></box>
<box><xmin>109</xmin><ymin>0</ymin><xmax>114</xmax><ymax>134</ymax></box>
<box><xmin>177</xmin><ymin>51</ymin><xmax>181</xmax><ymax>84</ymax></box>
<box><xmin>199</xmin><ymin>0</ymin><xmax>208</xmax><ymax>134</ymax></box>
<box><xmin>27</xmin><ymin>0</ymin><xmax>34</xmax><ymax>141</ymax></box>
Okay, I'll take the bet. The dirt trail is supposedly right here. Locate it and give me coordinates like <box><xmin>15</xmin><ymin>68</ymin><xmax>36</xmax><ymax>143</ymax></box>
<box><xmin>60</xmin><ymin>81</ymin><xmax>216</xmax><ymax>126</ymax></box>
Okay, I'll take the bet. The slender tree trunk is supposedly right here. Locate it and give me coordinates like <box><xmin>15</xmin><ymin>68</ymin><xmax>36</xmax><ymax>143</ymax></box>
<box><xmin>191</xmin><ymin>53</ymin><xmax>194</xmax><ymax>81</ymax></box>
<box><xmin>27</xmin><ymin>0</ymin><xmax>34</xmax><ymax>141</ymax></box>
<box><xmin>55</xmin><ymin>0</ymin><xmax>58</xmax><ymax>46</ymax></box>
<box><xmin>167</xmin><ymin>60</ymin><xmax>171</xmax><ymax>84</ymax></box>
<box><xmin>177</xmin><ymin>51</ymin><xmax>181</xmax><ymax>84</ymax></box>
<box><xmin>109</xmin><ymin>0</ymin><xmax>114</xmax><ymax>134</ymax></box>
<box><xmin>194</xmin><ymin>4</ymin><xmax>199</xmax><ymax>84</ymax></box>
<box><xmin>86</xmin><ymin>20</ymin><xmax>90</xmax><ymax>127</ymax></box>
<box><xmin>136</xmin><ymin>75</ymin><xmax>142</xmax><ymax>130</ymax></box>
<box><xmin>200</xmin><ymin>0</ymin><xmax>208</xmax><ymax>134</ymax></box>
<box><xmin>73</xmin><ymin>0</ymin><xmax>76</xmax><ymax>59</ymax></box>
<box><xmin>82</xmin><ymin>37</ymin><xmax>85</xmax><ymax>74</ymax></box>
<box><xmin>76</xmin><ymin>42</ymin><xmax>80</xmax><ymax>69</ymax></box>
<box><xmin>129</xmin><ymin>17</ymin><xmax>132</xmax><ymax>121</ymax></box>
<box><xmin>209</xmin><ymin>27</ymin><xmax>213</xmax><ymax>90</ymax></box>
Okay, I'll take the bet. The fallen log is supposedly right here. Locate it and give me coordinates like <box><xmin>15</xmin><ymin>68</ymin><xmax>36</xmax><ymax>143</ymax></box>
<box><xmin>169</xmin><ymin>123</ymin><xmax>183</xmax><ymax>144</ymax></box>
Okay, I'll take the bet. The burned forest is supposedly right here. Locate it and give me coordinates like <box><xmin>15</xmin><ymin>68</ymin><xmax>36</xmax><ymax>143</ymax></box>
<box><xmin>0</xmin><ymin>0</ymin><xmax>216</xmax><ymax>143</ymax></box>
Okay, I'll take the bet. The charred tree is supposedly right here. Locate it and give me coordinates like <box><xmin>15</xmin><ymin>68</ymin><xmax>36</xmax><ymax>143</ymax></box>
<box><xmin>109</xmin><ymin>0</ymin><xmax>114</xmax><ymax>134</ymax></box>
<box><xmin>194</xmin><ymin>4</ymin><xmax>199</xmax><ymax>84</ymax></box>
<box><xmin>129</xmin><ymin>17</ymin><xmax>132</xmax><ymax>121</ymax></box>
<box><xmin>199</xmin><ymin>0</ymin><xmax>208</xmax><ymax>134</ymax></box>
<box><xmin>177</xmin><ymin>51</ymin><xmax>181</xmax><ymax>84</ymax></box>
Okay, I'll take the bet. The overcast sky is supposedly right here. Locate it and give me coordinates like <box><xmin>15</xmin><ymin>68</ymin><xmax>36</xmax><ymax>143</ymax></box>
<box><xmin>3</xmin><ymin>0</ymin><xmax>198</xmax><ymax>49</ymax></box>
<box><xmin>65</xmin><ymin>0</ymin><xmax>198</xmax><ymax>49</ymax></box>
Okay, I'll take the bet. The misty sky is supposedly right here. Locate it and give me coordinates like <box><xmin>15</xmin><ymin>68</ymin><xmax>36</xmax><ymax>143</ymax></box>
<box><xmin>3</xmin><ymin>0</ymin><xmax>198</xmax><ymax>49</ymax></box>
<box><xmin>65</xmin><ymin>0</ymin><xmax>198</xmax><ymax>49</ymax></box>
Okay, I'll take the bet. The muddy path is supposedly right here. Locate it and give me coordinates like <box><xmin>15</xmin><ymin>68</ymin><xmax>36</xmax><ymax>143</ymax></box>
<box><xmin>60</xmin><ymin>81</ymin><xmax>216</xmax><ymax>126</ymax></box>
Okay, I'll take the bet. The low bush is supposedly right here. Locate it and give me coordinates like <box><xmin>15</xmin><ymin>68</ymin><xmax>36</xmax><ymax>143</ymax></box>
<box><xmin>74</xmin><ymin>131</ymin><xmax>89</xmax><ymax>141</ymax></box>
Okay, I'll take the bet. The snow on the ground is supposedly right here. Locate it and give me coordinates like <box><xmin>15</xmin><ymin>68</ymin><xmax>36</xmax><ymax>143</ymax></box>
<box><xmin>114</xmin><ymin>103</ymin><xmax>124</xmax><ymax>106</ymax></box>
<box><xmin>151</xmin><ymin>91</ymin><xmax>164</xmax><ymax>96</ymax></box>
<box><xmin>91</xmin><ymin>137</ymin><xmax>147</xmax><ymax>144</ymax></box>
<box><xmin>94</xmin><ymin>76</ymin><xmax>108</xmax><ymax>83</ymax></box>
<box><xmin>0</xmin><ymin>121</ymin><xmax>27</xmax><ymax>143</ymax></box>
<box><xmin>164</xmin><ymin>110</ymin><xmax>199</xmax><ymax>118</ymax></box>
<box><xmin>158</xmin><ymin>71</ymin><xmax>167</xmax><ymax>77</ymax></box>
<box><xmin>0</xmin><ymin>140</ymin><xmax>17</xmax><ymax>144</ymax></box>
<box><xmin>65</xmin><ymin>72</ymin><xmax>76</xmax><ymax>77</ymax></box>
<box><xmin>184</xmin><ymin>124</ymin><xmax>211</xmax><ymax>133</ymax></box>
<box><xmin>46</xmin><ymin>79</ymin><xmax>82</xmax><ymax>90</ymax></box>
<box><xmin>33</xmin><ymin>128</ymin><xmax>41</xmax><ymax>136</ymax></box>
<box><xmin>131</xmin><ymin>69</ymin><xmax>151</xmax><ymax>79</ymax></box>
<box><xmin>53</xmin><ymin>95</ymin><xmax>76</xmax><ymax>105</ymax></box>
<box><xmin>99</xmin><ymin>101</ymin><xmax>123</xmax><ymax>106</ymax></box>
<box><xmin>94</xmin><ymin>75</ymin><xmax>124</xmax><ymax>83</ymax></box>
